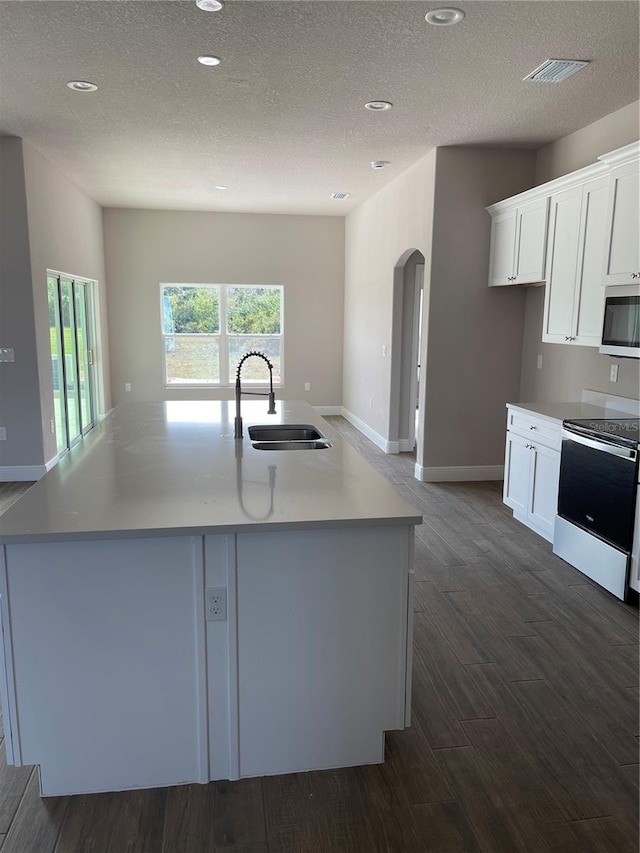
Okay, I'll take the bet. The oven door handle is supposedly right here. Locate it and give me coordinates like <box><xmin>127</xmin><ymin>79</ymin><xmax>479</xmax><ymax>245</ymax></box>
<box><xmin>562</xmin><ymin>429</ymin><xmax>638</xmax><ymax>461</ymax></box>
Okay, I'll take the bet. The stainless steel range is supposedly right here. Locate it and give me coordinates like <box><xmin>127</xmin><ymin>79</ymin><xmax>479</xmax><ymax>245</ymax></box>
<box><xmin>554</xmin><ymin>417</ymin><xmax>640</xmax><ymax>601</ymax></box>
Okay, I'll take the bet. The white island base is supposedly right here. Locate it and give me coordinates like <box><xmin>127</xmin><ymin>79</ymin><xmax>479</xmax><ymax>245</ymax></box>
<box><xmin>0</xmin><ymin>526</ymin><xmax>413</xmax><ymax>797</ymax></box>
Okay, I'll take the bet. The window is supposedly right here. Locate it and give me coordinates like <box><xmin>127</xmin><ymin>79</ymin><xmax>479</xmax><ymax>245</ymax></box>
<box><xmin>161</xmin><ymin>284</ymin><xmax>283</xmax><ymax>386</ymax></box>
<box><xmin>47</xmin><ymin>273</ymin><xmax>97</xmax><ymax>454</ymax></box>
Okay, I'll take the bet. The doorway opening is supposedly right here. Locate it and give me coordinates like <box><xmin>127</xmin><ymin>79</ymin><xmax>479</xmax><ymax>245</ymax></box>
<box><xmin>390</xmin><ymin>250</ymin><xmax>425</xmax><ymax>456</ymax></box>
<box><xmin>47</xmin><ymin>272</ymin><xmax>98</xmax><ymax>455</ymax></box>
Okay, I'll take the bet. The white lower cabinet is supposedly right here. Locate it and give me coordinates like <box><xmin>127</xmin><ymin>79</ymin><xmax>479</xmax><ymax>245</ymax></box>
<box><xmin>2</xmin><ymin>537</ymin><xmax>208</xmax><ymax>796</ymax></box>
<box><xmin>233</xmin><ymin>526</ymin><xmax>412</xmax><ymax>778</ymax></box>
<box><xmin>0</xmin><ymin>527</ymin><xmax>414</xmax><ymax>795</ymax></box>
<box><xmin>503</xmin><ymin>409</ymin><xmax>561</xmax><ymax>542</ymax></box>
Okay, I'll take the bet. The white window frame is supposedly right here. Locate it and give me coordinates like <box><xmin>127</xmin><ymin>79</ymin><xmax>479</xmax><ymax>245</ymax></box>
<box><xmin>160</xmin><ymin>283</ymin><xmax>284</xmax><ymax>388</ymax></box>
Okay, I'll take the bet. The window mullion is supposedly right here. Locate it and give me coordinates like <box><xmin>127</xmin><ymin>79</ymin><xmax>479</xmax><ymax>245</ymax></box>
<box><xmin>219</xmin><ymin>285</ymin><xmax>228</xmax><ymax>385</ymax></box>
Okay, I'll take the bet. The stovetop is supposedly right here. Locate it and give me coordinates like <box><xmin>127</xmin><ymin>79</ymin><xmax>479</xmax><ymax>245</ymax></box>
<box><xmin>563</xmin><ymin>417</ymin><xmax>640</xmax><ymax>449</ymax></box>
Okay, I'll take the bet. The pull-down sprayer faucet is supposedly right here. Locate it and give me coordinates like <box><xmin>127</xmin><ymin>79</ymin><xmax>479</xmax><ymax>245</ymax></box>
<box><xmin>234</xmin><ymin>351</ymin><xmax>276</xmax><ymax>439</ymax></box>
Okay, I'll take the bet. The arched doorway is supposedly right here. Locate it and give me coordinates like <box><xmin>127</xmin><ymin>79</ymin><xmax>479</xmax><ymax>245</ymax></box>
<box><xmin>389</xmin><ymin>249</ymin><xmax>425</xmax><ymax>455</ymax></box>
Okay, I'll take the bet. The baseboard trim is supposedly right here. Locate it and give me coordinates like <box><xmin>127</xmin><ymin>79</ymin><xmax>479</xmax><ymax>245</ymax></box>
<box><xmin>340</xmin><ymin>408</ymin><xmax>390</xmax><ymax>453</ymax></box>
<box><xmin>0</xmin><ymin>465</ymin><xmax>47</xmax><ymax>483</ymax></box>
<box><xmin>414</xmin><ymin>464</ymin><xmax>504</xmax><ymax>483</ymax></box>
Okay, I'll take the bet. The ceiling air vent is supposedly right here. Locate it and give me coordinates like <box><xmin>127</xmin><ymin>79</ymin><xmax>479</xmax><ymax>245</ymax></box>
<box><xmin>523</xmin><ymin>59</ymin><xmax>590</xmax><ymax>83</ymax></box>
<box><xmin>330</xmin><ymin>192</ymin><xmax>351</xmax><ymax>200</ymax></box>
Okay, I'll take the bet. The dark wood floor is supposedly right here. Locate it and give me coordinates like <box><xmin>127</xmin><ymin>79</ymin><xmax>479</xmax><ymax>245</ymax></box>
<box><xmin>0</xmin><ymin>420</ymin><xmax>637</xmax><ymax>852</ymax></box>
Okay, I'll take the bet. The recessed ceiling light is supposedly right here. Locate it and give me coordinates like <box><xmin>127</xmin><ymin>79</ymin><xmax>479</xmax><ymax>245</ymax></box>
<box><xmin>215</xmin><ymin>185</ymin><xmax>228</xmax><ymax>190</ymax></box>
<box><xmin>425</xmin><ymin>8</ymin><xmax>465</xmax><ymax>26</ymax></box>
<box><xmin>364</xmin><ymin>101</ymin><xmax>393</xmax><ymax>112</ymax></box>
<box><xmin>66</xmin><ymin>80</ymin><xmax>98</xmax><ymax>92</ymax></box>
<box><xmin>196</xmin><ymin>0</ymin><xmax>224</xmax><ymax>11</ymax></box>
<box><xmin>197</xmin><ymin>55</ymin><xmax>221</xmax><ymax>66</ymax></box>
<box><xmin>371</xmin><ymin>160</ymin><xmax>391</xmax><ymax>170</ymax></box>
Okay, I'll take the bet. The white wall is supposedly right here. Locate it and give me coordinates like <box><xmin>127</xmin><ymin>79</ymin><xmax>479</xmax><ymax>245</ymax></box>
<box><xmin>519</xmin><ymin>100</ymin><xmax>640</xmax><ymax>403</ymax></box>
<box><xmin>22</xmin><ymin>142</ymin><xmax>111</xmax><ymax>465</ymax></box>
<box><xmin>103</xmin><ymin>209</ymin><xmax>345</xmax><ymax>407</ymax></box>
<box><xmin>0</xmin><ymin>138</ymin><xmax>43</xmax><ymax>472</ymax></box>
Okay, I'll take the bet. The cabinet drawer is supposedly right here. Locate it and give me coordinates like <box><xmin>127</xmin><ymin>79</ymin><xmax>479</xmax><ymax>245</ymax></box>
<box><xmin>507</xmin><ymin>411</ymin><xmax>561</xmax><ymax>450</ymax></box>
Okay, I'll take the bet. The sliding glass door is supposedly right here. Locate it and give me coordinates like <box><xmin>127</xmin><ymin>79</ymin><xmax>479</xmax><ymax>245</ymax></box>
<box><xmin>47</xmin><ymin>274</ymin><xmax>96</xmax><ymax>454</ymax></box>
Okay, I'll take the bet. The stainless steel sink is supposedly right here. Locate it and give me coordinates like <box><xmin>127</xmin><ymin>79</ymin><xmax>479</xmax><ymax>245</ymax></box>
<box><xmin>248</xmin><ymin>424</ymin><xmax>325</xmax><ymax>442</ymax></box>
<box><xmin>252</xmin><ymin>439</ymin><xmax>332</xmax><ymax>451</ymax></box>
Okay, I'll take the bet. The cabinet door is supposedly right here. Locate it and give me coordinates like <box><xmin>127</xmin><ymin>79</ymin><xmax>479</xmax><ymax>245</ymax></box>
<box><xmin>503</xmin><ymin>431</ymin><xmax>531</xmax><ymax>516</ymax></box>
<box><xmin>528</xmin><ymin>443</ymin><xmax>560</xmax><ymax>542</ymax></box>
<box><xmin>573</xmin><ymin>176</ymin><xmax>609</xmax><ymax>346</ymax></box>
<box><xmin>603</xmin><ymin>159</ymin><xmax>640</xmax><ymax>285</ymax></box>
<box><xmin>4</xmin><ymin>537</ymin><xmax>208</xmax><ymax>796</ymax></box>
<box><xmin>513</xmin><ymin>197</ymin><xmax>549</xmax><ymax>284</ymax></box>
<box><xmin>488</xmin><ymin>209</ymin><xmax>517</xmax><ymax>286</ymax></box>
<box><xmin>542</xmin><ymin>187</ymin><xmax>582</xmax><ymax>343</ymax></box>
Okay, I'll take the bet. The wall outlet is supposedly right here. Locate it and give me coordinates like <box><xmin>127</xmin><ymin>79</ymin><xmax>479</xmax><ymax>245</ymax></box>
<box><xmin>0</xmin><ymin>348</ymin><xmax>15</xmax><ymax>363</ymax></box>
<box><xmin>125</xmin><ymin>382</ymin><xmax>132</xmax><ymax>392</ymax></box>
<box><xmin>537</xmin><ymin>354</ymin><xmax>543</xmax><ymax>370</ymax></box>
<box><xmin>609</xmin><ymin>363</ymin><xmax>619</xmax><ymax>383</ymax></box>
<box><xmin>49</xmin><ymin>419</ymin><xmax>55</xmax><ymax>434</ymax></box>
<box><xmin>382</xmin><ymin>344</ymin><xmax>387</xmax><ymax>357</ymax></box>
<box><xmin>0</xmin><ymin>427</ymin><xmax>6</xmax><ymax>441</ymax></box>
<box><xmin>304</xmin><ymin>382</ymin><xmax>311</xmax><ymax>392</ymax></box>
<box><xmin>205</xmin><ymin>587</ymin><xmax>227</xmax><ymax>621</ymax></box>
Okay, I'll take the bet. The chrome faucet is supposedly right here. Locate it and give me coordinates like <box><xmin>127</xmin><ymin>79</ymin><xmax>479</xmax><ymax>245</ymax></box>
<box><xmin>234</xmin><ymin>351</ymin><xmax>276</xmax><ymax>439</ymax></box>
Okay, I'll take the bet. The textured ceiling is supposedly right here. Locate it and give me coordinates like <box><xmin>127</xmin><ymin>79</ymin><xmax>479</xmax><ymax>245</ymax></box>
<box><xmin>0</xmin><ymin>1</ymin><xmax>638</xmax><ymax>215</ymax></box>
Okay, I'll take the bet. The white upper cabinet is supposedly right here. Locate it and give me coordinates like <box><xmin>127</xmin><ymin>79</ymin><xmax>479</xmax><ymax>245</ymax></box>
<box><xmin>488</xmin><ymin>197</ymin><xmax>549</xmax><ymax>286</ymax></box>
<box><xmin>542</xmin><ymin>175</ymin><xmax>609</xmax><ymax>347</ymax></box>
<box><xmin>601</xmin><ymin>145</ymin><xmax>640</xmax><ymax>285</ymax></box>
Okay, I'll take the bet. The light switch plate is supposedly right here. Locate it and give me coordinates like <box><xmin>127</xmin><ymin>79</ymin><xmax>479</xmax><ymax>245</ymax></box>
<box><xmin>0</xmin><ymin>348</ymin><xmax>15</xmax><ymax>363</ymax></box>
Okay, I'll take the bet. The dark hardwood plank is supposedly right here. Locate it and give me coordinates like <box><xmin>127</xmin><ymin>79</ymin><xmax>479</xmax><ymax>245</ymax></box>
<box><xmin>468</xmin><ymin>665</ymin><xmax>638</xmax><ymax>824</ymax></box>
<box><xmin>213</xmin><ymin>778</ymin><xmax>266</xmax><ymax>848</ymax></box>
<box><xmin>509</xmin><ymin>629</ymin><xmax>639</xmax><ymax>764</ymax></box>
<box><xmin>263</xmin><ymin>768</ymin><xmax>377</xmax><ymax>853</ymax></box>
<box><xmin>569</xmin><ymin>815</ymin><xmax>639</xmax><ymax>853</ymax></box>
<box><xmin>1</xmin><ymin>771</ymin><xmax>67</xmax><ymax>853</ymax></box>
<box><xmin>0</xmin><ymin>741</ymin><xmax>33</xmax><ymax>835</ymax></box>
<box><xmin>410</xmin><ymin>801</ymin><xmax>480</xmax><ymax>853</ymax></box>
<box><xmin>54</xmin><ymin>787</ymin><xmax>166</xmax><ymax>853</ymax></box>
<box><xmin>569</xmin><ymin>584</ymin><xmax>640</xmax><ymax>637</ymax></box>
<box><xmin>383</xmin><ymin>718</ymin><xmax>454</xmax><ymax>805</ymax></box>
<box><xmin>413</xmin><ymin>612</ymin><xmax>495</xmax><ymax>723</ymax></box>
<box><xmin>0</xmin><ymin>483</ymin><xmax>34</xmax><ymax>516</ymax></box>
<box><xmin>160</xmin><ymin>784</ymin><xmax>212</xmax><ymax>853</ymax></box>
<box><xmin>436</xmin><ymin>717</ymin><xmax>580</xmax><ymax>853</ymax></box>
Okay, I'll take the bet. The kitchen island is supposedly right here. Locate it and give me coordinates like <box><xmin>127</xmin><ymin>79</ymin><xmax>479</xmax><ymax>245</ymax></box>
<box><xmin>0</xmin><ymin>401</ymin><xmax>421</xmax><ymax>796</ymax></box>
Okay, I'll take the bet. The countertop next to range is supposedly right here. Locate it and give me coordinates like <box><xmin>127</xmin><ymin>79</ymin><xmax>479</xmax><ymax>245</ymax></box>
<box><xmin>507</xmin><ymin>396</ymin><xmax>639</xmax><ymax>426</ymax></box>
<box><xmin>0</xmin><ymin>400</ymin><xmax>422</xmax><ymax>544</ymax></box>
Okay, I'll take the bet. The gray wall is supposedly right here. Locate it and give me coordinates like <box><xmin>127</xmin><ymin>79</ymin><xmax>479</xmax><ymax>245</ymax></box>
<box><xmin>103</xmin><ymin>209</ymin><xmax>345</xmax><ymax>407</ymax></box>
<box><xmin>422</xmin><ymin>147</ymin><xmax>536</xmax><ymax>469</ymax></box>
<box><xmin>344</xmin><ymin>149</ymin><xmax>437</xmax><ymax>440</ymax></box>
<box><xmin>0</xmin><ymin>138</ymin><xmax>44</xmax><ymax>469</ymax></box>
<box><xmin>519</xmin><ymin>100</ymin><xmax>640</xmax><ymax>403</ymax></box>
<box><xmin>0</xmin><ymin>139</ymin><xmax>110</xmax><ymax>473</ymax></box>
<box><xmin>22</xmin><ymin>142</ymin><xmax>111</xmax><ymax>464</ymax></box>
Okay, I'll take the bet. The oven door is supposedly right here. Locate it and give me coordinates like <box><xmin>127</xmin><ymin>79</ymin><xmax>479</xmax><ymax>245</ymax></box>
<box><xmin>558</xmin><ymin>430</ymin><xmax>638</xmax><ymax>552</ymax></box>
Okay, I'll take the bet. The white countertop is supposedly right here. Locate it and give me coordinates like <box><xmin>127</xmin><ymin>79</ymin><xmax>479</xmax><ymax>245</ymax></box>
<box><xmin>506</xmin><ymin>401</ymin><xmax>632</xmax><ymax>425</ymax></box>
<box><xmin>0</xmin><ymin>401</ymin><xmax>422</xmax><ymax>544</ymax></box>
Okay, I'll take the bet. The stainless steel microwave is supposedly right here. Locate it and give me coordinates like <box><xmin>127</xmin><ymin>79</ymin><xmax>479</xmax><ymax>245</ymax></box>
<box><xmin>600</xmin><ymin>284</ymin><xmax>640</xmax><ymax>358</ymax></box>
